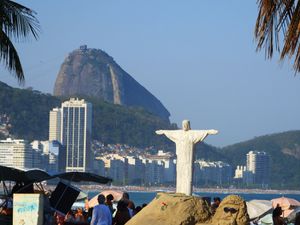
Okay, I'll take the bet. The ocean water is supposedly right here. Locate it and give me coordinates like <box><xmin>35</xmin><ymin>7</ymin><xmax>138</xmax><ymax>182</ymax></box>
<box><xmin>87</xmin><ymin>190</ymin><xmax>300</xmax><ymax>207</ymax></box>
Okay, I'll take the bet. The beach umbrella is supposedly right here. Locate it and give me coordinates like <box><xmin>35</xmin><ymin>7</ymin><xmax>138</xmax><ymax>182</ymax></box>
<box><xmin>259</xmin><ymin>214</ymin><xmax>273</xmax><ymax>225</ymax></box>
<box><xmin>246</xmin><ymin>199</ymin><xmax>272</xmax><ymax>220</ymax></box>
<box><xmin>287</xmin><ymin>206</ymin><xmax>300</xmax><ymax>223</ymax></box>
<box><xmin>88</xmin><ymin>190</ymin><xmax>124</xmax><ymax>208</ymax></box>
<box><xmin>51</xmin><ymin>172</ymin><xmax>112</xmax><ymax>184</ymax></box>
<box><xmin>271</xmin><ymin>197</ymin><xmax>300</xmax><ymax>217</ymax></box>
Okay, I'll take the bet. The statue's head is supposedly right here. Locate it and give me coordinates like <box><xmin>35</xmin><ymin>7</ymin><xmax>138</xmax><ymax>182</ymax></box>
<box><xmin>182</xmin><ymin>120</ymin><xmax>191</xmax><ymax>131</ymax></box>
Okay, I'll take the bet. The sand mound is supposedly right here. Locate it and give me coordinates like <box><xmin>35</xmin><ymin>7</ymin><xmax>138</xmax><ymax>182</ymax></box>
<box><xmin>126</xmin><ymin>192</ymin><xmax>212</xmax><ymax>225</ymax></box>
<box><xmin>205</xmin><ymin>195</ymin><xmax>250</xmax><ymax>225</ymax></box>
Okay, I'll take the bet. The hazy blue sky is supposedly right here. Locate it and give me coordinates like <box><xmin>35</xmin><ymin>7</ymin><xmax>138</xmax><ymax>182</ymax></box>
<box><xmin>1</xmin><ymin>1</ymin><xmax>299</xmax><ymax>147</ymax></box>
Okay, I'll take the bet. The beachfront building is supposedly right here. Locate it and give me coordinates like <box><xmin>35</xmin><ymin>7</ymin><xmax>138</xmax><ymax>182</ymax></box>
<box><xmin>98</xmin><ymin>154</ymin><xmax>128</xmax><ymax>184</ymax></box>
<box><xmin>193</xmin><ymin>160</ymin><xmax>232</xmax><ymax>186</ymax></box>
<box><xmin>234</xmin><ymin>165</ymin><xmax>254</xmax><ymax>185</ymax></box>
<box><xmin>127</xmin><ymin>156</ymin><xmax>144</xmax><ymax>184</ymax></box>
<box><xmin>96</xmin><ymin>151</ymin><xmax>176</xmax><ymax>185</ymax></box>
<box><xmin>61</xmin><ymin>98</ymin><xmax>93</xmax><ymax>172</ymax></box>
<box><xmin>0</xmin><ymin>138</ymin><xmax>33</xmax><ymax>169</ymax></box>
<box><xmin>141</xmin><ymin>150</ymin><xmax>176</xmax><ymax>185</ymax></box>
<box><xmin>247</xmin><ymin>150</ymin><xmax>270</xmax><ymax>186</ymax></box>
<box><xmin>49</xmin><ymin>107</ymin><xmax>62</xmax><ymax>142</ymax></box>
<box><xmin>141</xmin><ymin>158</ymin><xmax>164</xmax><ymax>185</ymax></box>
<box><xmin>31</xmin><ymin>140</ymin><xmax>66</xmax><ymax>172</ymax></box>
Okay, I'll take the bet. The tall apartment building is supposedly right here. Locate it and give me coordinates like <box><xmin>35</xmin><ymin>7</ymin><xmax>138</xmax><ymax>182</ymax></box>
<box><xmin>247</xmin><ymin>150</ymin><xmax>270</xmax><ymax>185</ymax></box>
<box><xmin>61</xmin><ymin>98</ymin><xmax>93</xmax><ymax>172</ymax></box>
<box><xmin>0</xmin><ymin>138</ymin><xmax>33</xmax><ymax>169</ymax></box>
<box><xmin>49</xmin><ymin>107</ymin><xmax>62</xmax><ymax>142</ymax></box>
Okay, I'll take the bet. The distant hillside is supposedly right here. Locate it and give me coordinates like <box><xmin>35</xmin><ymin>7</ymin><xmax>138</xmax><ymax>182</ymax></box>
<box><xmin>220</xmin><ymin>131</ymin><xmax>300</xmax><ymax>188</ymax></box>
<box><xmin>53</xmin><ymin>46</ymin><xmax>170</xmax><ymax>121</ymax></box>
<box><xmin>0</xmin><ymin>81</ymin><xmax>174</xmax><ymax>147</ymax></box>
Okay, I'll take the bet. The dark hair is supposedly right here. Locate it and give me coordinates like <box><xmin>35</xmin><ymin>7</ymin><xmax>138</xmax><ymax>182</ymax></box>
<box><xmin>106</xmin><ymin>194</ymin><xmax>114</xmax><ymax>201</ymax></box>
<box><xmin>97</xmin><ymin>194</ymin><xmax>105</xmax><ymax>204</ymax></box>
<box><xmin>117</xmin><ymin>200</ymin><xmax>128</xmax><ymax>211</ymax></box>
<box><xmin>122</xmin><ymin>192</ymin><xmax>130</xmax><ymax>200</ymax></box>
<box><xmin>214</xmin><ymin>197</ymin><xmax>221</xmax><ymax>202</ymax></box>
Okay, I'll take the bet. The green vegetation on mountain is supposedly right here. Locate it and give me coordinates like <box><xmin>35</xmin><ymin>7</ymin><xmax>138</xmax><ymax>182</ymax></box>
<box><xmin>1</xmin><ymin>81</ymin><xmax>299</xmax><ymax>188</ymax></box>
<box><xmin>220</xmin><ymin>131</ymin><xmax>300</xmax><ymax>189</ymax></box>
<box><xmin>0</xmin><ymin>81</ymin><xmax>174</xmax><ymax>147</ymax></box>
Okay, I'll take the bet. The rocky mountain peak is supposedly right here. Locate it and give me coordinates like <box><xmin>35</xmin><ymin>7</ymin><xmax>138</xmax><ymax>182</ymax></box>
<box><xmin>53</xmin><ymin>46</ymin><xmax>170</xmax><ymax>121</ymax></box>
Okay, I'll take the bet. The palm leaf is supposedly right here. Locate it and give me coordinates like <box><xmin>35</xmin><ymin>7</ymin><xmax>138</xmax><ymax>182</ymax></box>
<box><xmin>255</xmin><ymin>0</ymin><xmax>300</xmax><ymax>73</ymax></box>
<box><xmin>0</xmin><ymin>29</ymin><xmax>24</xmax><ymax>82</ymax></box>
<box><xmin>0</xmin><ymin>0</ymin><xmax>40</xmax><ymax>82</ymax></box>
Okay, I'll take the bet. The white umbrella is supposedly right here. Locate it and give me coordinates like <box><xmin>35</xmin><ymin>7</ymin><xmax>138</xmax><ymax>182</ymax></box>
<box><xmin>287</xmin><ymin>206</ymin><xmax>300</xmax><ymax>223</ymax></box>
<box><xmin>246</xmin><ymin>199</ymin><xmax>273</xmax><ymax>220</ymax></box>
<box><xmin>259</xmin><ymin>213</ymin><xmax>273</xmax><ymax>225</ymax></box>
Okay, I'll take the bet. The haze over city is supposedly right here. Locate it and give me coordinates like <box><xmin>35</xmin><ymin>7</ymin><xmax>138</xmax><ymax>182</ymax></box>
<box><xmin>0</xmin><ymin>0</ymin><xmax>299</xmax><ymax>147</ymax></box>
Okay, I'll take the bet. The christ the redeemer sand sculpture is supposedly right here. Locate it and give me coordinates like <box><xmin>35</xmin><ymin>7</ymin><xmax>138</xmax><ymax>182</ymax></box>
<box><xmin>156</xmin><ymin>120</ymin><xmax>218</xmax><ymax>196</ymax></box>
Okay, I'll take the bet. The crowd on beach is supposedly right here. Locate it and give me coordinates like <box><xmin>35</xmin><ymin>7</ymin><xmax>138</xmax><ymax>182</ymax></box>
<box><xmin>54</xmin><ymin>192</ymin><xmax>147</xmax><ymax>225</ymax></box>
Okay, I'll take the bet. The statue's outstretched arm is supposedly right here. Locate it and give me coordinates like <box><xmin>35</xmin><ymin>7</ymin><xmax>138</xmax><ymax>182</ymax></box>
<box><xmin>208</xmin><ymin>129</ymin><xmax>218</xmax><ymax>135</ymax></box>
<box><xmin>155</xmin><ymin>130</ymin><xmax>179</xmax><ymax>142</ymax></box>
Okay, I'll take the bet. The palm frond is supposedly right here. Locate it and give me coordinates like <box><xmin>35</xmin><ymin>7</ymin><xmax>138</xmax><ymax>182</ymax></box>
<box><xmin>254</xmin><ymin>0</ymin><xmax>300</xmax><ymax>73</ymax></box>
<box><xmin>0</xmin><ymin>0</ymin><xmax>40</xmax><ymax>82</ymax></box>
<box><xmin>0</xmin><ymin>0</ymin><xmax>40</xmax><ymax>41</ymax></box>
<box><xmin>0</xmin><ymin>30</ymin><xmax>24</xmax><ymax>83</ymax></box>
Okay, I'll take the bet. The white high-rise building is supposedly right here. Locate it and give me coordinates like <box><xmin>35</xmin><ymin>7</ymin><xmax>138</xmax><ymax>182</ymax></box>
<box><xmin>49</xmin><ymin>107</ymin><xmax>62</xmax><ymax>142</ymax></box>
<box><xmin>246</xmin><ymin>150</ymin><xmax>270</xmax><ymax>185</ymax></box>
<box><xmin>61</xmin><ymin>98</ymin><xmax>92</xmax><ymax>172</ymax></box>
<box><xmin>0</xmin><ymin>138</ymin><xmax>33</xmax><ymax>169</ymax></box>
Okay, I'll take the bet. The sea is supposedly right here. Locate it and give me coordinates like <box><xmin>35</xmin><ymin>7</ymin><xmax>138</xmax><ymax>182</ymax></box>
<box><xmin>87</xmin><ymin>191</ymin><xmax>300</xmax><ymax>207</ymax></box>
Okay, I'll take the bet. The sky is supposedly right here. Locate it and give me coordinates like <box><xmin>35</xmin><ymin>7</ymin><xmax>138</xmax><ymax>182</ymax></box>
<box><xmin>0</xmin><ymin>1</ymin><xmax>299</xmax><ymax>147</ymax></box>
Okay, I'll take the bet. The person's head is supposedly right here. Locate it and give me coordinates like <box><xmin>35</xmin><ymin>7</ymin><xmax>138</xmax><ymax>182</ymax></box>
<box><xmin>106</xmin><ymin>194</ymin><xmax>114</xmax><ymax>202</ymax></box>
<box><xmin>214</xmin><ymin>197</ymin><xmax>221</xmax><ymax>205</ymax></box>
<box><xmin>122</xmin><ymin>192</ymin><xmax>130</xmax><ymax>200</ymax></box>
<box><xmin>117</xmin><ymin>200</ymin><xmax>128</xmax><ymax>211</ymax></box>
<box><xmin>182</xmin><ymin>120</ymin><xmax>191</xmax><ymax>131</ymax></box>
<box><xmin>97</xmin><ymin>194</ymin><xmax>105</xmax><ymax>204</ymax></box>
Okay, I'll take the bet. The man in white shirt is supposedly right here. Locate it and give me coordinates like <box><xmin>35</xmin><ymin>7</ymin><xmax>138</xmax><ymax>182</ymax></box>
<box><xmin>90</xmin><ymin>194</ymin><xmax>112</xmax><ymax>225</ymax></box>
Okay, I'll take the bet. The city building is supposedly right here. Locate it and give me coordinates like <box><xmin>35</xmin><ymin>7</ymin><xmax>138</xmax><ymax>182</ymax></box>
<box><xmin>61</xmin><ymin>98</ymin><xmax>93</xmax><ymax>172</ymax></box>
<box><xmin>194</xmin><ymin>160</ymin><xmax>232</xmax><ymax>186</ymax></box>
<box><xmin>49</xmin><ymin>107</ymin><xmax>62</xmax><ymax>142</ymax></box>
<box><xmin>234</xmin><ymin>165</ymin><xmax>254</xmax><ymax>185</ymax></box>
<box><xmin>0</xmin><ymin>138</ymin><xmax>33</xmax><ymax>169</ymax></box>
<box><xmin>246</xmin><ymin>150</ymin><xmax>270</xmax><ymax>186</ymax></box>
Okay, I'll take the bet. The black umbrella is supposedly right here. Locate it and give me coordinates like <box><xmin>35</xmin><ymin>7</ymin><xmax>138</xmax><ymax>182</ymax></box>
<box><xmin>51</xmin><ymin>172</ymin><xmax>112</xmax><ymax>184</ymax></box>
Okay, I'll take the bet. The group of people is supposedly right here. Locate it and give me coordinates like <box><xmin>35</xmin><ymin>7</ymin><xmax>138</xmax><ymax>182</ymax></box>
<box><xmin>54</xmin><ymin>192</ymin><xmax>145</xmax><ymax>225</ymax></box>
<box><xmin>90</xmin><ymin>192</ymin><xmax>144</xmax><ymax>225</ymax></box>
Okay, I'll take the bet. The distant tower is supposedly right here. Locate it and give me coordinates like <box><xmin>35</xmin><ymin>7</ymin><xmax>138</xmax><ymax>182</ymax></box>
<box><xmin>49</xmin><ymin>107</ymin><xmax>62</xmax><ymax>142</ymax></box>
<box><xmin>247</xmin><ymin>150</ymin><xmax>270</xmax><ymax>186</ymax></box>
<box><xmin>61</xmin><ymin>98</ymin><xmax>92</xmax><ymax>172</ymax></box>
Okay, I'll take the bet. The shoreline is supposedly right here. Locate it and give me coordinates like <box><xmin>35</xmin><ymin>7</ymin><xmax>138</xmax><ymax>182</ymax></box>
<box><xmin>74</xmin><ymin>184</ymin><xmax>300</xmax><ymax>195</ymax></box>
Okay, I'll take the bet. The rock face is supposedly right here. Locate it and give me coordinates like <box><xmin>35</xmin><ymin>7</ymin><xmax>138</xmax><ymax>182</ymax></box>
<box><xmin>53</xmin><ymin>46</ymin><xmax>170</xmax><ymax>121</ymax></box>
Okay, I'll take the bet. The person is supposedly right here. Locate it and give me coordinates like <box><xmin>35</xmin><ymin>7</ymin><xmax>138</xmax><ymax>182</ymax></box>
<box><xmin>121</xmin><ymin>192</ymin><xmax>135</xmax><ymax>217</ymax></box>
<box><xmin>106</xmin><ymin>194</ymin><xmax>115</xmax><ymax>215</ymax></box>
<box><xmin>90</xmin><ymin>194</ymin><xmax>112</xmax><ymax>225</ymax></box>
<box><xmin>272</xmin><ymin>205</ymin><xmax>287</xmax><ymax>225</ymax></box>
<box><xmin>65</xmin><ymin>210</ymin><xmax>75</xmax><ymax>223</ymax></box>
<box><xmin>211</xmin><ymin>197</ymin><xmax>221</xmax><ymax>214</ymax></box>
<box><xmin>295</xmin><ymin>213</ymin><xmax>300</xmax><ymax>225</ymax></box>
<box><xmin>74</xmin><ymin>208</ymin><xmax>85</xmax><ymax>223</ymax></box>
<box><xmin>113</xmin><ymin>200</ymin><xmax>131</xmax><ymax>225</ymax></box>
<box><xmin>133</xmin><ymin>206</ymin><xmax>142</xmax><ymax>215</ymax></box>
